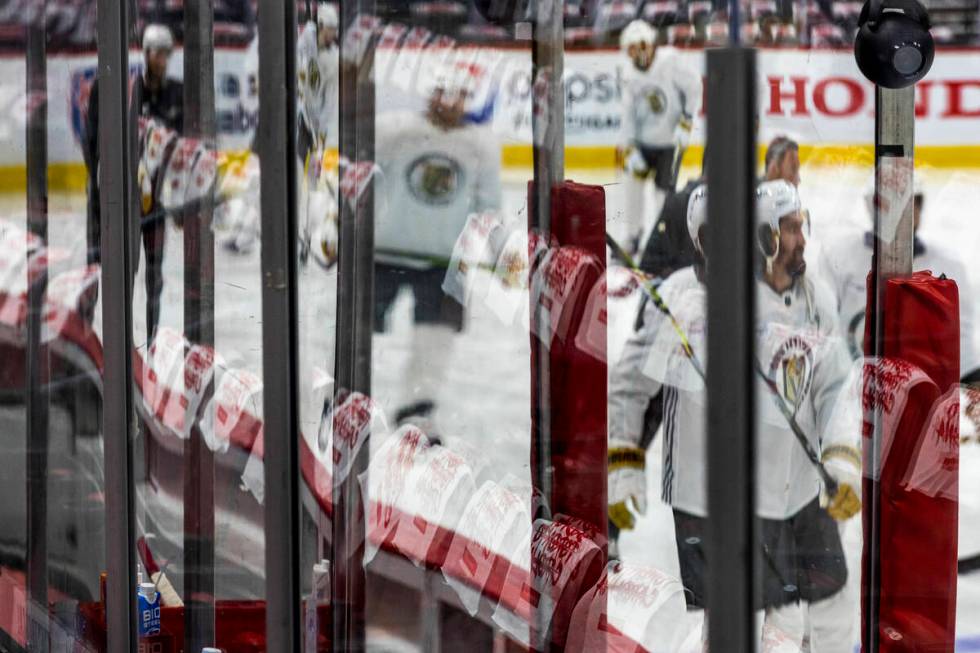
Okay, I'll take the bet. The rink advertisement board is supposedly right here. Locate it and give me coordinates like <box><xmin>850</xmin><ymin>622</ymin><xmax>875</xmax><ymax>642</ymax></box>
<box><xmin>2</xmin><ymin>46</ymin><xmax>980</xmax><ymax>171</ymax></box>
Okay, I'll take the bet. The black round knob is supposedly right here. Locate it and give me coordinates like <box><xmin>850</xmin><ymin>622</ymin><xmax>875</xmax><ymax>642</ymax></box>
<box><xmin>854</xmin><ymin>0</ymin><xmax>935</xmax><ymax>89</ymax></box>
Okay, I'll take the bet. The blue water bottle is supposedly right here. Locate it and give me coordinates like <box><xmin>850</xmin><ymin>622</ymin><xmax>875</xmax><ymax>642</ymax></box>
<box><xmin>137</xmin><ymin>582</ymin><xmax>161</xmax><ymax>637</ymax></box>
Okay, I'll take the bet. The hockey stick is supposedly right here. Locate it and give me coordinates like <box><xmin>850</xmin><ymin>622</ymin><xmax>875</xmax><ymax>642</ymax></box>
<box><xmin>605</xmin><ymin>231</ymin><xmax>839</xmax><ymax>494</ymax></box>
<box><xmin>669</xmin><ymin>144</ymin><xmax>685</xmax><ymax>188</ymax></box>
<box><xmin>605</xmin><ymin>233</ymin><xmax>705</xmax><ymax>379</ymax></box>
<box><xmin>752</xmin><ymin>359</ymin><xmax>838</xmax><ymax>494</ymax></box>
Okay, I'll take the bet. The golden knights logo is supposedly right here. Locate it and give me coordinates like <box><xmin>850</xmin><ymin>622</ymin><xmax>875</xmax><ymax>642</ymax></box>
<box><xmin>306</xmin><ymin>58</ymin><xmax>321</xmax><ymax>90</ymax></box>
<box><xmin>646</xmin><ymin>86</ymin><xmax>668</xmax><ymax>114</ymax></box>
<box><xmin>406</xmin><ymin>153</ymin><xmax>462</xmax><ymax>206</ymax></box>
<box><xmin>768</xmin><ymin>335</ymin><xmax>815</xmax><ymax>411</ymax></box>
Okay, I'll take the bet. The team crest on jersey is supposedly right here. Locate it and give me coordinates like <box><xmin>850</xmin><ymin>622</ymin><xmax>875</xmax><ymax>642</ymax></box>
<box><xmin>646</xmin><ymin>87</ymin><xmax>668</xmax><ymax>114</ymax></box>
<box><xmin>306</xmin><ymin>58</ymin><xmax>321</xmax><ymax>90</ymax></box>
<box><xmin>406</xmin><ymin>153</ymin><xmax>462</xmax><ymax>206</ymax></box>
<box><xmin>769</xmin><ymin>335</ymin><xmax>815</xmax><ymax>410</ymax></box>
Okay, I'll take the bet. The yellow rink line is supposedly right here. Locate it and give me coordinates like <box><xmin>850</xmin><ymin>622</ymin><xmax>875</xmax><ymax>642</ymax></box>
<box><xmin>4</xmin><ymin>143</ymin><xmax>980</xmax><ymax>193</ymax></box>
<box><xmin>502</xmin><ymin>144</ymin><xmax>980</xmax><ymax>170</ymax></box>
<box><xmin>0</xmin><ymin>162</ymin><xmax>90</xmax><ymax>194</ymax></box>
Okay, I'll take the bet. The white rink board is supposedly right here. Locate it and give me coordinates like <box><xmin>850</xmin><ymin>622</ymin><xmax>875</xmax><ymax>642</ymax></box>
<box><xmin>2</xmin><ymin>47</ymin><xmax>980</xmax><ymax>165</ymax></box>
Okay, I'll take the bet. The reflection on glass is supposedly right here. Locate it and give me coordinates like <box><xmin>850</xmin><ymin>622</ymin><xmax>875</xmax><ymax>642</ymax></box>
<box><xmin>4</xmin><ymin>0</ymin><xmax>980</xmax><ymax>650</ymax></box>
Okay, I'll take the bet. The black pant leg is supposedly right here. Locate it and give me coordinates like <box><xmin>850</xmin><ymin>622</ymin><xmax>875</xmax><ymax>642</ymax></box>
<box><xmin>86</xmin><ymin>177</ymin><xmax>101</xmax><ymax>266</ymax></box>
<box><xmin>142</xmin><ymin>216</ymin><xmax>165</xmax><ymax>344</ymax></box>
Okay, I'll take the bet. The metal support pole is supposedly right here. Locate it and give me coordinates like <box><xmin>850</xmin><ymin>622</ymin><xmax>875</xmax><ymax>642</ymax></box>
<box><xmin>332</xmin><ymin>2</ymin><xmax>376</xmax><ymax>649</ymax></box>
<box><xmin>183</xmin><ymin>0</ymin><xmax>216</xmax><ymax>648</ymax></box>
<box><xmin>529</xmin><ymin>0</ymin><xmax>564</xmax><ymax>519</ymax></box>
<box><xmin>258</xmin><ymin>0</ymin><xmax>302</xmax><ymax>650</ymax></box>
<box><xmin>98</xmin><ymin>0</ymin><xmax>139</xmax><ymax>648</ymax></box>
<box><xmin>864</xmin><ymin>84</ymin><xmax>915</xmax><ymax>653</ymax></box>
<box><xmin>705</xmin><ymin>47</ymin><xmax>758</xmax><ymax>653</ymax></box>
<box><xmin>25</xmin><ymin>4</ymin><xmax>50</xmax><ymax>650</ymax></box>
<box><xmin>529</xmin><ymin>1</ymin><xmax>564</xmax><ymax>648</ymax></box>
<box><xmin>872</xmin><ymin>87</ymin><xmax>916</xmax><ymax>277</ymax></box>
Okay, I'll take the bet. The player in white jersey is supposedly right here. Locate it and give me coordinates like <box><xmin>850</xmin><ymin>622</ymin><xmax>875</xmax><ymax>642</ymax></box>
<box><xmin>297</xmin><ymin>2</ymin><xmax>339</xmax><ymax>156</ymax></box>
<box><xmin>617</xmin><ymin>19</ymin><xmax>702</xmax><ymax>257</ymax></box>
<box><xmin>295</xmin><ymin>3</ymin><xmax>340</xmax><ymax>264</ymax></box>
<box><xmin>818</xmin><ymin>184</ymin><xmax>979</xmax><ymax>380</ymax></box>
<box><xmin>608</xmin><ymin>180</ymin><xmax>860</xmax><ymax>650</ymax></box>
<box><xmin>214</xmin><ymin>12</ymin><xmax>341</xmax><ymax>261</ymax></box>
<box><xmin>372</xmin><ymin>61</ymin><xmax>501</xmax><ymax>428</ymax></box>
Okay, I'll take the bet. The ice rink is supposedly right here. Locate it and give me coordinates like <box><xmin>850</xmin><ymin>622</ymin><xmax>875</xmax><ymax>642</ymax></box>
<box><xmin>4</xmin><ymin>161</ymin><xmax>980</xmax><ymax>650</ymax></box>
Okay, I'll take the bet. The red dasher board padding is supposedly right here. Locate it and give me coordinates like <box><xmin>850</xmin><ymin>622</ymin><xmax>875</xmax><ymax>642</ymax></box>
<box><xmin>862</xmin><ymin>271</ymin><xmax>959</xmax><ymax>651</ymax></box>
<box><xmin>528</xmin><ymin>180</ymin><xmax>608</xmax><ymax>545</ymax></box>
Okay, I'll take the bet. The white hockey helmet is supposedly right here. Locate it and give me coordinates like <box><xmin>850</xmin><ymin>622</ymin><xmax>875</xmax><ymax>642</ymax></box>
<box><xmin>756</xmin><ymin>179</ymin><xmax>800</xmax><ymax>266</ymax></box>
<box><xmin>687</xmin><ymin>184</ymin><xmax>708</xmax><ymax>254</ymax></box>
<box><xmin>757</xmin><ymin>179</ymin><xmax>800</xmax><ymax>232</ymax></box>
<box><xmin>142</xmin><ymin>24</ymin><xmax>174</xmax><ymax>52</ymax></box>
<box><xmin>318</xmin><ymin>2</ymin><xmax>338</xmax><ymax>29</ymax></box>
<box><xmin>620</xmin><ymin>19</ymin><xmax>656</xmax><ymax>53</ymax></box>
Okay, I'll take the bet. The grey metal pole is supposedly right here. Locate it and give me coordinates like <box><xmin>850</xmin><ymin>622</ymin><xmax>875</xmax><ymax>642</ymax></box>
<box><xmin>873</xmin><ymin>87</ymin><xmax>915</xmax><ymax>277</ymax></box>
<box><xmin>25</xmin><ymin>4</ymin><xmax>50</xmax><ymax>650</ymax></box>
<box><xmin>258</xmin><ymin>0</ymin><xmax>302</xmax><ymax>650</ymax></box>
<box><xmin>529</xmin><ymin>0</ymin><xmax>564</xmax><ymax>514</ymax></box>
<box><xmin>529</xmin><ymin>0</ymin><xmax>564</xmax><ymax>647</ymax></box>
<box><xmin>705</xmin><ymin>47</ymin><xmax>759</xmax><ymax>653</ymax></box>
<box><xmin>332</xmin><ymin>2</ymin><xmax>376</xmax><ymax>649</ymax></box>
<box><xmin>183</xmin><ymin>0</ymin><xmax>217</xmax><ymax>648</ymax></box>
<box><xmin>97</xmin><ymin>0</ymin><xmax>139</xmax><ymax>648</ymax></box>
<box><xmin>864</xmin><ymin>84</ymin><xmax>915</xmax><ymax>653</ymax></box>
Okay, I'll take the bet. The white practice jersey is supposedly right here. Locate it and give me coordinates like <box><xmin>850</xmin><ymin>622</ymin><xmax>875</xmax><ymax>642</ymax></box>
<box><xmin>609</xmin><ymin>267</ymin><xmax>853</xmax><ymax>520</ymax></box>
<box><xmin>297</xmin><ymin>22</ymin><xmax>338</xmax><ymax>144</ymax></box>
<box><xmin>620</xmin><ymin>49</ymin><xmax>702</xmax><ymax>149</ymax></box>
<box><xmin>374</xmin><ymin>111</ymin><xmax>501</xmax><ymax>268</ymax></box>
<box><xmin>818</xmin><ymin>228</ymin><xmax>978</xmax><ymax>374</ymax></box>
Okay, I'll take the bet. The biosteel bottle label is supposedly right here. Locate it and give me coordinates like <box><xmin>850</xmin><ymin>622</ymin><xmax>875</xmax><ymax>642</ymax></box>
<box><xmin>137</xmin><ymin>583</ymin><xmax>161</xmax><ymax>638</ymax></box>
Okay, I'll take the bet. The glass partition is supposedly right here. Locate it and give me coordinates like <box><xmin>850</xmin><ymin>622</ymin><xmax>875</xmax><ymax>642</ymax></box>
<box><xmin>3</xmin><ymin>0</ymin><xmax>978</xmax><ymax>651</ymax></box>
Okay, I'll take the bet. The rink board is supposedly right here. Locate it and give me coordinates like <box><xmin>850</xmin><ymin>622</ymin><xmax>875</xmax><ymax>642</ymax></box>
<box><xmin>4</xmin><ymin>46</ymin><xmax>980</xmax><ymax>191</ymax></box>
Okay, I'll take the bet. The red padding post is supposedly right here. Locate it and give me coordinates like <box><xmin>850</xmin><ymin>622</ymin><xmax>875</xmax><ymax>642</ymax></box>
<box><xmin>528</xmin><ymin>180</ymin><xmax>608</xmax><ymax>543</ymax></box>
<box><xmin>862</xmin><ymin>271</ymin><xmax>959</xmax><ymax>651</ymax></box>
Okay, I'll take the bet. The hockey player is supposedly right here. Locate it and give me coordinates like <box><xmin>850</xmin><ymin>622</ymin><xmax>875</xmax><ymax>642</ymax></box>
<box><xmin>609</xmin><ymin>180</ymin><xmax>860</xmax><ymax>650</ymax></box>
<box><xmin>764</xmin><ymin>135</ymin><xmax>801</xmax><ymax>187</ymax></box>
<box><xmin>617</xmin><ymin>19</ymin><xmax>702</xmax><ymax>257</ymax></box>
<box><xmin>84</xmin><ymin>23</ymin><xmax>183</xmax><ymax>342</ymax></box>
<box><xmin>297</xmin><ymin>2</ymin><xmax>339</xmax><ymax>159</ymax></box>
<box><xmin>296</xmin><ymin>2</ymin><xmax>340</xmax><ymax>263</ymax></box>
<box><xmin>819</xmin><ymin>182</ymin><xmax>979</xmax><ymax>381</ymax></box>
<box><xmin>372</xmin><ymin>61</ymin><xmax>501</xmax><ymax>429</ymax></box>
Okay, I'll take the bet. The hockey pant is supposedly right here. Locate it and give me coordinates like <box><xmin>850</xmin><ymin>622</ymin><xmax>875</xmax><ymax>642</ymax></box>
<box><xmin>694</xmin><ymin>522</ymin><xmax>856</xmax><ymax>652</ymax></box>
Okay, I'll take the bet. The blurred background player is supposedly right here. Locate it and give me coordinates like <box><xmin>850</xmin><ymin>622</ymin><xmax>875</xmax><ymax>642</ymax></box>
<box><xmin>637</xmin><ymin>150</ymin><xmax>705</xmax><ymax>281</ymax></box>
<box><xmin>296</xmin><ymin>2</ymin><xmax>340</xmax><ymax>263</ymax></box>
<box><xmin>616</xmin><ymin>18</ymin><xmax>702</xmax><ymax>257</ymax></box>
<box><xmin>818</xmin><ymin>181</ymin><xmax>979</xmax><ymax>382</ymax></box>
<box><xmin>763</xmin><ymin>135</ymin><xmax>801</xmax><ymax>187</ymax></box>
<box><xmin>84</xmin><ymin>23</ymin><xmax>182</xmax><ymax>343</ymax></box>
<box><xmin>609</xmin><ymin>180</ymin><xmax>859</xmax><ymax>650</ymax></box>
<box><xmin>372</xmin><ymin>61</ymin><xmax>501</xmax><ymax>430</ymax></box>
<box><xmin>297</xmin><ymin>2</ymin><xmax>339</xmax><ymax>161</ymax></box>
